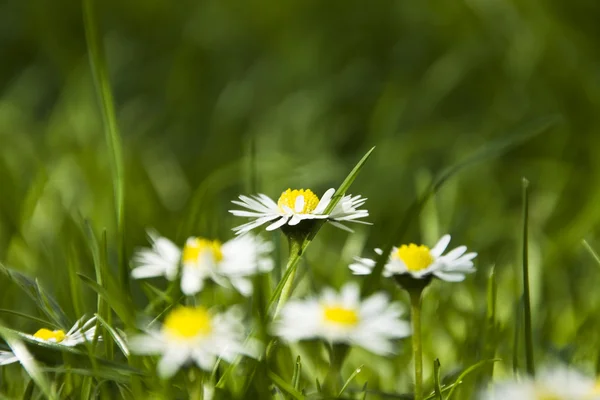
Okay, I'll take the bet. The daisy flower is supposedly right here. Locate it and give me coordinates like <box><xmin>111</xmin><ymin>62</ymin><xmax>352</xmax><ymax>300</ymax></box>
<box><xmin>25</xmin><ymin>316</ymin><xmax>98</xmax><ymax>347</ymax></box>
<box><xmin>479</xmin><ymin>366</ymin><xmax>600</xmax><ymax>400</ymax></box>
<box><xmin>129</xmin><ymin>305</ymin><xmax>255</xmax><ymax>378</ymax></box>
<box><xmin>273</xmin><ymin>283</ymin><xmax>411</xmax><ymax>355</ymax></box>
<box><xmin>349</xmin><ymin>234</ymin><xmax>477</xmax><ymax>282</ymax></box>
<box><xmin>0</xmin><ymin>350</ymin><xmax>18</xmax><ymax>366</ymax></box>
<box><xmin>229</xmin><ymin>188</ymin><xmax>369</xmax><ymax>235</ymax></box>
<box><xmin>131</xmin><ymin>232</ymin><xmax>273</xmax><ymax>296</ymax></box>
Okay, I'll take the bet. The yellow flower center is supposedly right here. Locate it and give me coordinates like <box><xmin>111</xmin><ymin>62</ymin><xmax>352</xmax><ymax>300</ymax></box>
<box><xmin>277</xmin><ymin>189</ymin><xmax>320</xmax><ymax>214</ymax></box>
<box><xmin>396</xmin><ymin>244</ymin><xmax>434</xmax><ymax>271</ymax></box>
<box><xmin>33</xmin><ymin>328</ymin><xmax>66</xmax><ymax>343</ymax></box>
<box><xmin>323</xmin><ymin>305</ymin><xmax>359</xmax><ymax>326</ymax></box>
<box><xmin>163</xmin><ymin>306</ymin><xmax>212</xmax><ymax>339</ymax></box>
<box><xmin>182</xmin><ymin>238</ymin><xmax>223</xmax><ymax>265</ymax></box>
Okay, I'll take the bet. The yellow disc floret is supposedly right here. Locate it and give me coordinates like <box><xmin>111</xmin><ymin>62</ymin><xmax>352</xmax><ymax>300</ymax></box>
<box><xmin>323</xmin><ymin>305</ymin><xmax>359</xmax><ymax>326</ymax></box>
<box><xmin>396</xmin><ymin>244</ymin><xmax>434</xmax><ymax>272</ymax></box>
<box><xmin>33</xmin><ymin>328</ymin><xmax>66</xmax><ymax>343</ymax></box>
<box><xmin>163</xmin><ymin>306</ymin><xmax>212</xmax><ymax>339</ymax></box>
<box><xmin>277</xmin><ymin>189</ymin><xmax>320</xmax><ymax>214</ymax></box>
<box><xmin>182</xmin><ymin>238</ymin><xmax>223</xmax><ymax>265</ymax></box>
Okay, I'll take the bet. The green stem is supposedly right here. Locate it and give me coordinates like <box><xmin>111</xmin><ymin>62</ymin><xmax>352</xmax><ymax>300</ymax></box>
<box><xmin>410</xmin><ymin>289</ymin><xmax>424</xmax><ymax>400</ymax></box>
<box><xmin>324</xmin><ymin>344</ymin><xmax>349</xmax><ymax>395</ymax></box>
<box><xmin>272</xmin><ymin>238</ymin><xmax>303</xmax><ymax>319</ymax></box>
<box><xmin>522</xmin><ymin>178</ymin><xmax>535</xmax><ymax>376</ymax></box>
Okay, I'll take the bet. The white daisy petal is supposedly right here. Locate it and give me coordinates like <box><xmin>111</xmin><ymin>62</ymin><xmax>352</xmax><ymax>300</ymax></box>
<box><xmin>430</xmin><ymin>234</ymin><xmax>451</xmax><ymax>258</ymax></box>
<box><xmin>158</xmin><ymin>347</ymin><xmax>190</xmax><ymax>379</ymax></box>
<box><xmin>294</xmin><ymin>195</ymin><xmax>305</xmax><ymax>213</ymax></box>
<box><xmin>266</xmin><ymin>217</ymin><xmax>289</xmax><ymax>231</ymax></box>
<box><xmin>0</xmin><ymin>351</ymin><xmax>18</xmax><ymax>366</ymax></box>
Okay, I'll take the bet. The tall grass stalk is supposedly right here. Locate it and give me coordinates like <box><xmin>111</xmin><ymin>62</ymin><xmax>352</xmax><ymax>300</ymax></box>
<box><xmin>410</xmin><ymin>288</ymin><xmax>424</xmax><ymax>400</ymax></box>
<box><xmin>521</xmin><ymin>178</ymin><xmax>535</xmax><ymax>376</ymax></box>
<box><xmin>82</xmin><ymin>0</ymin><xmax>127</xmax><ymax>291</ymax></box>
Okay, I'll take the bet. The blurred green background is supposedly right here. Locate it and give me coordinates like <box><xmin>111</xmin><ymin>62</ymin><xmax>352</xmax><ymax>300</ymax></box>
<box><xmin>2</xmin><ymin>0</ymin><xmax>600</xmax><ymax>397</ymax></box>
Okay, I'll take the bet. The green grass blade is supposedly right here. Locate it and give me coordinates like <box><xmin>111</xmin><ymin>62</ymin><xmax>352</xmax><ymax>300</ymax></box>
<box><xmin>521</xmin><ymin>178</ymin><xmax>535</xmax><ymax>376</ymax></box>
<box><xmin>337</xmin><ymin>364</ymin><xmax>363</xmax><ymax>397</ymax></box>
<box><xmin>363</xmin><ymin>116</ymin><xmax>558</xmax><ymax>294</ymax></box>
<box><xmin>267</xmin><ymin>370</ymin><xmax>305</xmax><ymax>400</ymax></box>
<box><xmin>0</xmin><ymin>264</ymin><xmax>70</xmax><ymax>328</ymax></box>
<box><xmin>443</xmin><ymin>359</ymin><xmax>501</xmax><ymax>400</ymax></box>
<box><xmin>77</xmin><ymin>273</ymin><xmax>133</xmax><ymax>327</ymax></box>
<box><xmin>0</xmin><ymin>310</ymin><xmax>56</xmax><ymax>329</ymax></box>
<box><xmin>0</xmin><ymin>325</ymin><xmax>56</xmax><ymax>400</ymax></box>
<box><xmin>94</xmin><ymin>313</ymin><xmax>130</xmax><ymax>358</ymax></box>
<box><xmin>82</xmin><ymin>0</ymin><xmax>127</xmax><ymax>291</ymax></box>
<box><xmin>292</xmin><ymin>356</ymin><xmax>302</xmax><ymax>391</ymax></box>
<box><xmin>583</xmin><ymin>240</ymin><xmax>600</xmax><ymax>266</ymax></box>
<box><xmin>433</xmin><ymin>359</ymin><xmax>443</xmax><ymax>400</ymax></box>
<box><xmin>481</xmin><ymin>266</ymin><xmax>498</xmax><ymax>384</ymax></box>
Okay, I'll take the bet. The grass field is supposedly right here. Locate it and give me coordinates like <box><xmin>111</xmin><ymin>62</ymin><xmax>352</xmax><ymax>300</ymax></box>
<box><xmin>2</xmin><ymin>0</ymin><xmax>600</xmax><ymax>399</ymax></box>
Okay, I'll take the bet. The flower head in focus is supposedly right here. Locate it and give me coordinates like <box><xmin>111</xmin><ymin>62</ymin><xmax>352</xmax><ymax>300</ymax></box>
<box><xmin>129</xmin><ymin>305</ymin><xmax>255</xmax><ymax>378</ymax></box>
<box><xmin>131</xmin><ymin>231</ymin><xmax>273</xmax><ymax>296</ymax></box>
<box><xmin>350</xmin><ymin>234</ymin><xmax>477</xmax><ymax>283</ymax></box>
<box><xmin>479</xmin><ymin>366</ymin><xmax>600</xmax><ymax>400</ymax></box>
<box><xmin>25</xmin><ymin>316</ymin><xmax>98</xmax><ymax>347</ymax></box>
<box><xmin>272</xmin><ymin>283</ymin><xmax>410</xmax><ymax>355</ymax></box>
<box><xmin>229</xmin><ymin>188</ymin><xmax>369</xmax><ymax>235</ymax></box>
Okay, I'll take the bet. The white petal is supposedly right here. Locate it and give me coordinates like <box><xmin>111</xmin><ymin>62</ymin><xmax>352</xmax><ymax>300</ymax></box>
<box><xmin>128</xmin><ymin>334</ymin><xmax>165</xmax><ymax>355</ymax></box>
<box><xmin>230</xmin><ymin>277</ymin><xmax>253</xmax><ymax>296</ymax></box>
<box><xmin>433</xmin><ymin>271</ymin><xmax>466</xmax><ymax>282</ymax></box>
<box><xmin>158</xmin><ymin>348</ymin><xmax>190</xmax><ymax>378</ymax></box>
<box><xmin>443</xmin><ymin>246</ymin><xmax>468</xmax><ymax>261</ymax></box>
<box><xmin>288</xmin><ymin>214</ymin><xmax>303</xmax><ymax>226</ymax></box>
<box><xmin>131</xmin><ymin>265</ymin><xmax>166</xmax><ymax>280</ymax></box>
<box><xmin>266</xmin><ymin>217</ymin><xmax>289</xmax><ymax>231</ymax></box>
<box><xmin>294</xmin><ymin>195</ymin><xmax>305</xmax><ymax>213</ymax></box>
<box><xmin>313</xmin><ymin>188</ymin><xmax>335</xmax><ymax>214</ymax></box>
<box><xmin>430</xmin><ymin>235</ymin><xmax>451</xmax><ymax>258</ymax></box>
<box><xmin>181</xmin><ymin>268</ymin><xmax>204</xmax><ymax>296</ymax></box>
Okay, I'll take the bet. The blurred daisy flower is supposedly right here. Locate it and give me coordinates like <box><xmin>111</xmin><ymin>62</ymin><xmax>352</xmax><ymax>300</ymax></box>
<box><xmin>273</xmin><ymin>283</ymin><xmax>410</xmax><ymax>355</ymax></box>
<box><xmin>480</xmin><ymin>366</ymin><xmax>600</xmax><ymax>399</ymax></box>
<box><xmin>229</xmin><ymin>188</ymin><xmax>369</xmax><ymax>235</ymax></box>
<box><xmin>349</xmin><ymin>234</ymin><xmax>477</xmax><ymax>282</ymax></box>
<box><xmin>0</xmin><ymin>350</ymin><xmax>18</xmax><ymax>366</ymax></box>
<box><xmin>131</xmin><ymin>232</ymin><xmax>273</xmax><ymax>296</ymax></box>
<box><xmin>129</xmin><ymin>305</ymin><xmax>255</xmax><ymax>379</ymax></box>
<box><xmin>26</xmin><ymin>316</ymin><xmax>98</xmax><ymax>347</ymax></box>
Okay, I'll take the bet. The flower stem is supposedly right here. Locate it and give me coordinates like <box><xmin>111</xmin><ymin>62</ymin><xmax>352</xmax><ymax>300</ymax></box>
<box><xmin>409</xmin><ymin>288</ymin><xmax>424</xmax><ymax>400</ymax></box>
<box><xmin>272</xmin><ymin>237</ymin><xmax>304</xmax><ymax>319</ymax></box>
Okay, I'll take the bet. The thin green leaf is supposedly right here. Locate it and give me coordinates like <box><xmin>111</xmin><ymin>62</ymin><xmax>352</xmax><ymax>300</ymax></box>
<box><xmin>0</xmin><ymin>325</ymin><xmax>56</xmax><ymax>400</ymax></box>
<box><xmin>338</xmin><ymin>364</ymin><xmax>364</xmax><ymax>397</ymax></box>
<box><xmin>94</xmin><ymin>313</ymin><xmax>129</xmax><ymax>358</ymax></box>
<box><xmin>444</xmin><ymin>359</ymin><xmax>501</xmax><ymax>400</ymax></box>
<box><xmin>0</xmin><ymin>309</ymin><xmax>56</xmax><ymax>329</ymax></box>
<box><xmin>77</xmin><ymin>273</ymin><xmax>133</xmax><ymax>327</ymax></box>
<box><xmin>521</xmin><ymin>178</ymin><xmax>535</xmax><ymax>376</ymax></box>
<box><xmin>82</xmin><ymin>0</ymin><xmax>127</xmax><ymax>290</ymax></box>
<box><xmin>433</xmin><ymin>359</ymin><xmax>443</xmax><ymax>400</ymax></box>
<box><xmin>0</xmin><ymin>264</ymin><xmax>70</xmax><ymax>328</ymax></box>
<box><xmin>583</xmin><ymin>240</ymin><xmax>600</xmax><ymax>267</ymax></box>
<box><xmin>267</xmin><ymin>370</ymin><xmax>305</xmax><ymax>400</ymax></box>
<box><xmin>292</xmin><ymin>356</ymin><xmax>302</xmax><ymax>391</ymax></box>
